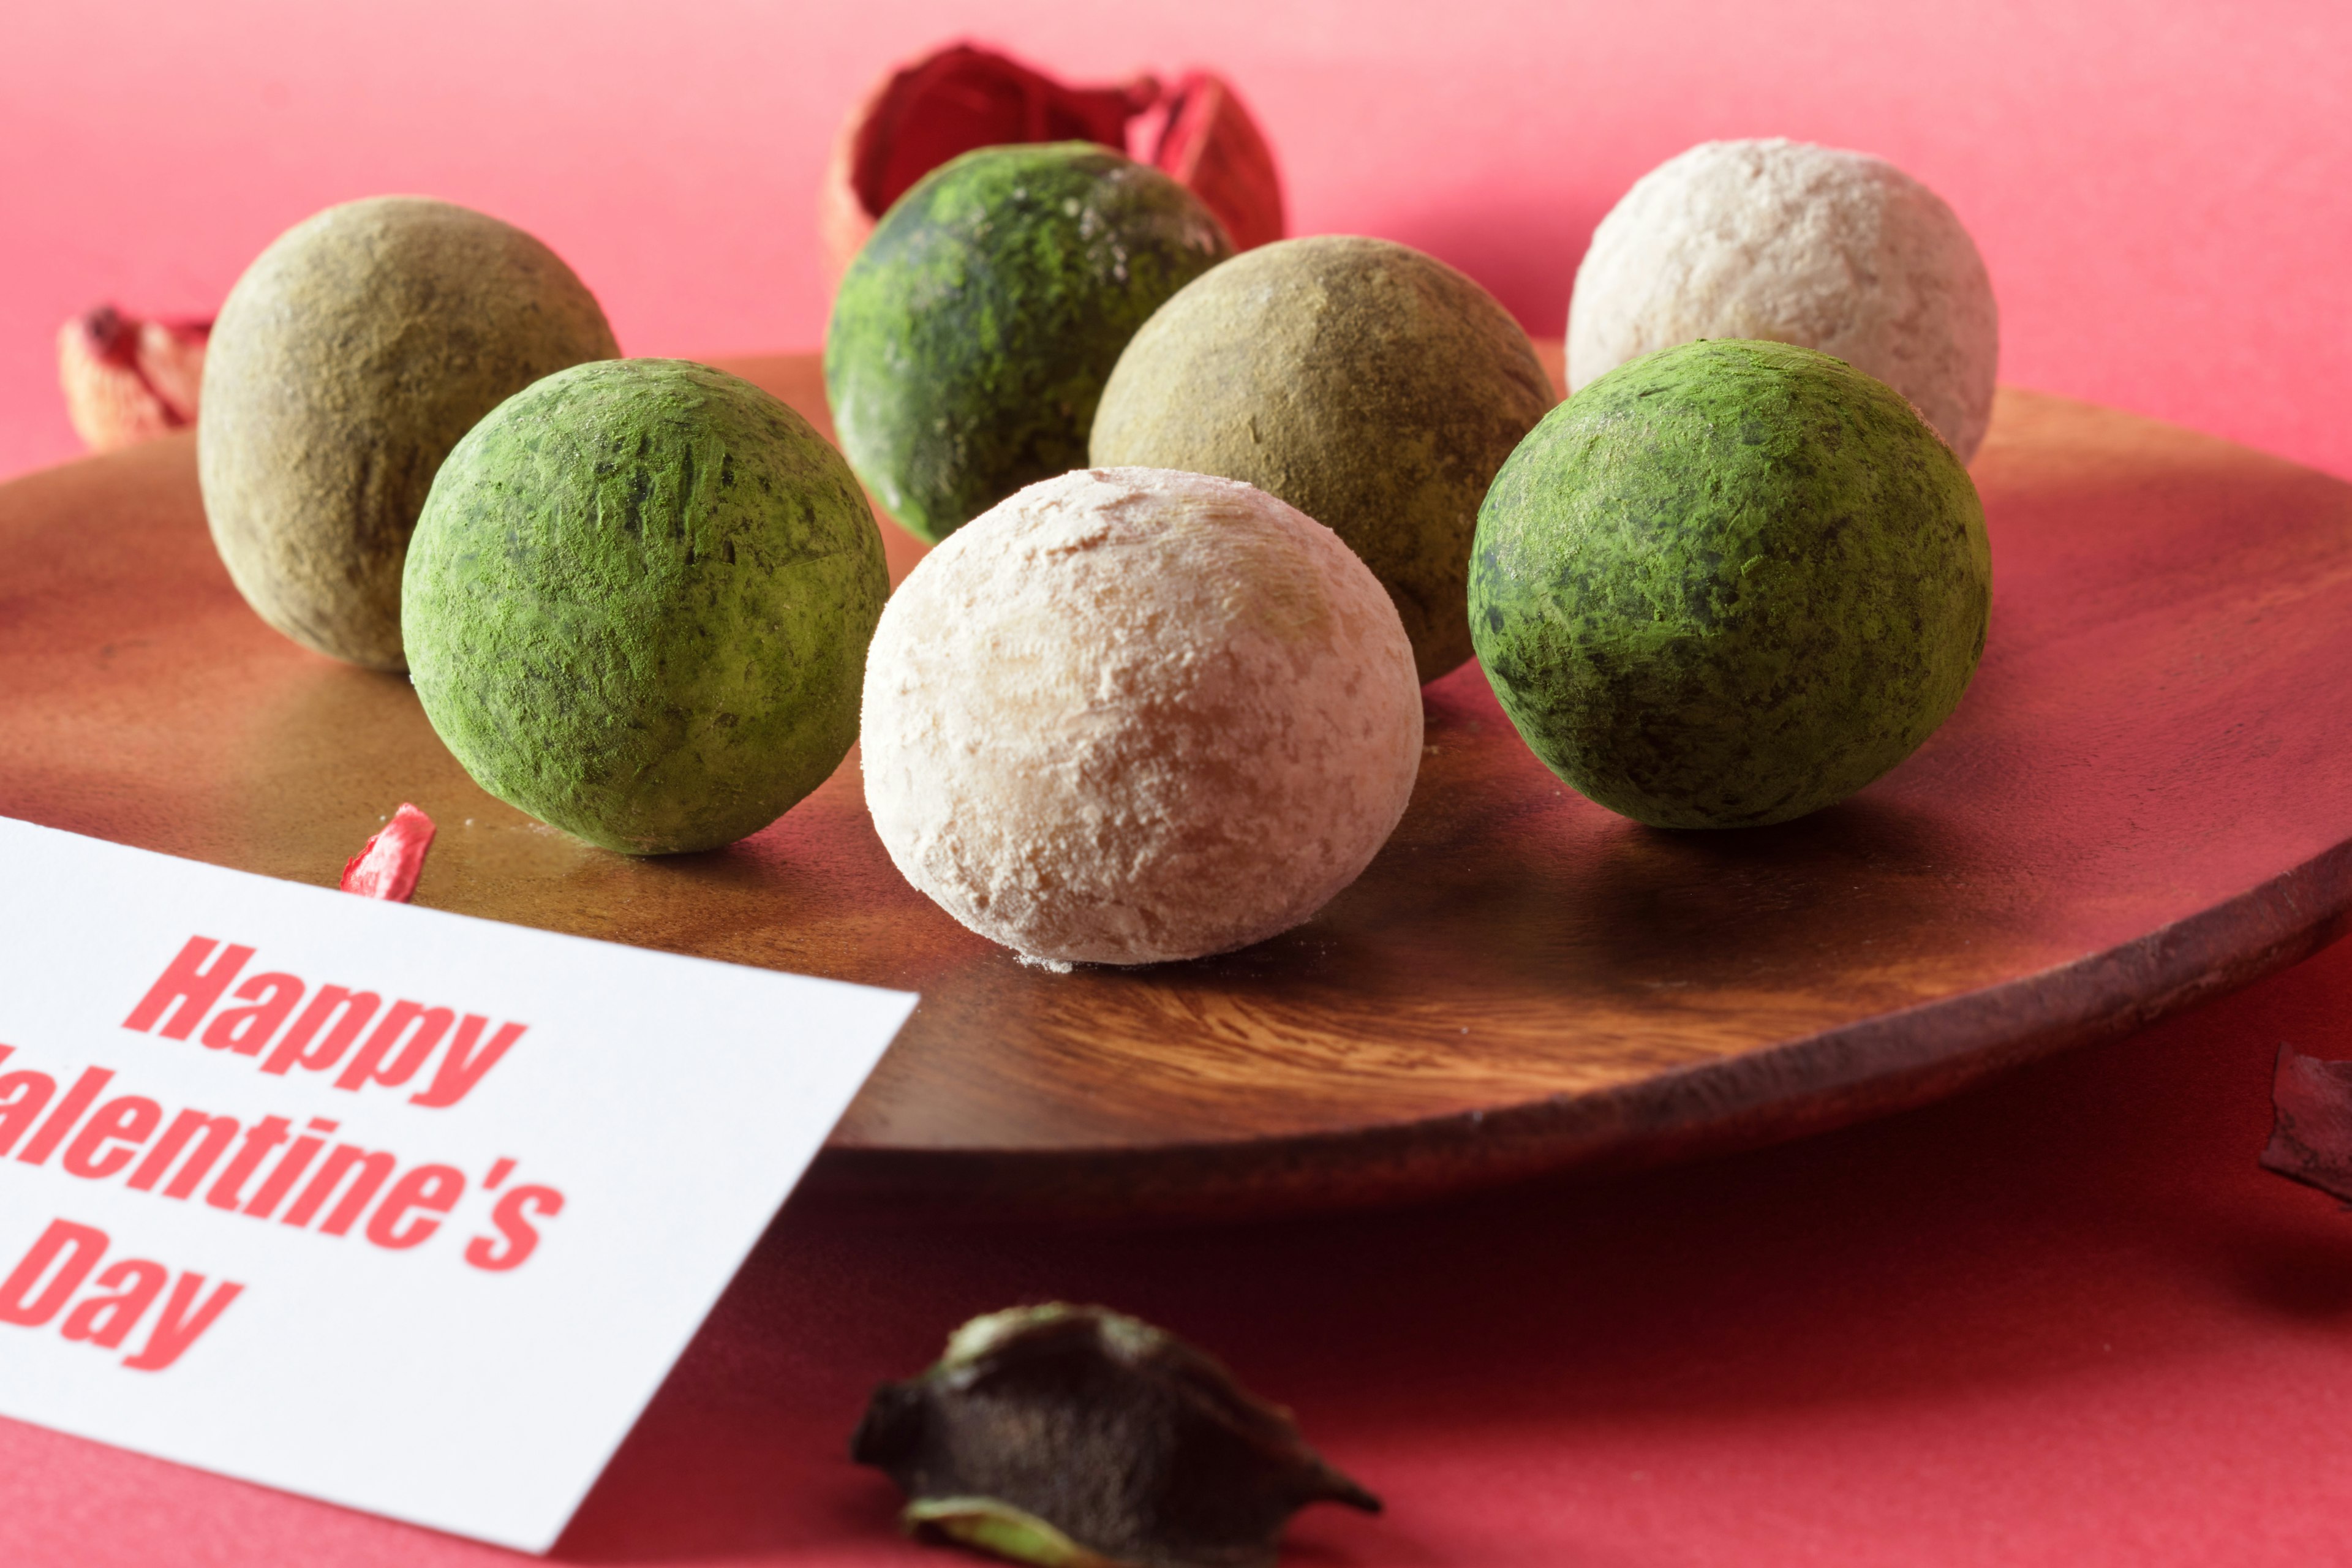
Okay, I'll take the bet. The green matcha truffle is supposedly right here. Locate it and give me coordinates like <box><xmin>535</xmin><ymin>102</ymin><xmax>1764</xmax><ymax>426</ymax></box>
<box><xmin>200</xmin><ymin>197</ymin><xmax>619</xmax><ymax>669</ymax></box>
<box><xmin>824</xmin><ymin>141</ymin><xmax>1232</xmax><ymax>543</ymax></box>
<box><xmin>402</xmin><ymin>359</ymin><xmax>888</xmax><ymax>854</ymax></box>
<box><xmin>1470</xmin><ymin>339</ymin><xmax>1991</xmax><ymax>829</ymax></box>
<box><xmin>1090</xmin><ymin>235</ymin><xmax>1555</xmax><ymax>682</ymax></box>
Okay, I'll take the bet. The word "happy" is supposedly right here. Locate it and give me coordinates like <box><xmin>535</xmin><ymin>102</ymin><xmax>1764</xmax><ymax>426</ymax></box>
<box><xmin>124</xmin><ymin>937</ymin><xmax>526</xmax><ymax>1109</ymax></box>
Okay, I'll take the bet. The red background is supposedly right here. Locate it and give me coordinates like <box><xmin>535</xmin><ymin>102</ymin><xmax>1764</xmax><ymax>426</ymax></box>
<box><xmin>7</xmin><ymin>0</ymin><xmax>2352</xmax><ymax>483</ymax></box>
<box><xmin>8</xmin><ymin>0</ymin><xmax>2352</xmax><ymax>1562</ymax></box>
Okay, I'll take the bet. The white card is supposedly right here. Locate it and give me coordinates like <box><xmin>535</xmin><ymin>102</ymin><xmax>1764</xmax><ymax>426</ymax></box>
<box><xmin>0</xmin><ymin>815</ymin><xmax>915</xmax><ymax>1551</ymax></box>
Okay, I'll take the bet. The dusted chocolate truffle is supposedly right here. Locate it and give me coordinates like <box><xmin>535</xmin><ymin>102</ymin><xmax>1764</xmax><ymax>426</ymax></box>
<box><xmin>200</xmin><ymin>197</ymin><xmax>619</xmax><ymax>669</ymax></box>
<box><xmin>1471</xmin><ymin>339</ymin><xmax>1991</xmax><ymax>829</ymax></box>
<box><xmin>863</xmin><ymin>467</ymin><xmax>1422</xmax><ymax>966</ymax></box>
<box><xmin>1090</xmin><ymin>235</ymin><xmax>1555</xmax><ymax>684</ymax></box>
<box><xmin>824</xmin><ymin>142</ymin><xmax>1232</xmax><ymax>544</ymax></box>
<box><xmin>403</xmin><ymin>359</ymin><xmax>888</xmax><ymax>855</ymax></box>
<box><xmin>1568</xmin><ymin>139</ymin><xmax>1999</xmax><ymax>461</ymax></box>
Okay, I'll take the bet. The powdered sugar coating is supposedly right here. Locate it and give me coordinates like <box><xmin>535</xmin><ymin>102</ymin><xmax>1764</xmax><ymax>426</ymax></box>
<box><xmin>1568</xmin><ymin>138</ymin><xmax>1999</xmax><ymax>461</ymax></box>
<box><xmin>862</xmin><ymin>467</ymin><xmax>1423</xmax><ymax>966</ymax></box>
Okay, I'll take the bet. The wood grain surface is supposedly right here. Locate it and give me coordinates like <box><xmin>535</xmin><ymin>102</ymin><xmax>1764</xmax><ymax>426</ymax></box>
<box><xmin>6</xmin><ymin>349</ymin><xmax>2351</xmax><ymax>1218</ymax></box>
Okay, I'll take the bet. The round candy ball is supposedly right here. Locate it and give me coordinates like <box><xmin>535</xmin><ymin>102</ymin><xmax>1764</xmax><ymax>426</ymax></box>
<box><xmin>1090</xmin><ymin>235</ymin><xmax>1554</xmax><ymax>685</ymax></box>
<box><xmin>863</xmin><ymin>467</ymin><xmax>1423</xmax><ymax>967</ymax></box>
<box><xmin>201</xmin><ymin>197</ymin><xmax>619</xmax><ymax>669</ymax></box>
<box><xmin>1471</xmin><ymin>339</ymin><xmax>1991</xmax><ymax>830</ymax></box>
<box><xmin>1567</xmin><ymin>139</ymin><xmax>1998</xmax><ymax>461</ymax></box>
<box><xmin>825</xmin><ymin>143</ymin><xmax>1232</xmax><ymax>545</ymax></box>
<box><xmin>403</xmin><ymin>359</ymin><xmax>889</xmax><ymax>854</ymax></box>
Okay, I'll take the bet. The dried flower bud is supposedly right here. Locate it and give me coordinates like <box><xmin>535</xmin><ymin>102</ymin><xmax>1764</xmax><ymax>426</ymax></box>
<box><xmin>58</xmin><ymin>304</ymin><xmax>210</xmax><ymax>452</ymax></box>
<box><xmin>853</xmin><ymin>1303</ymin><xmax>1377</xmax><ymax>1568</ymax></box>
<box><xmin>819</xmin><ymin>43</ymin><xmax>1283</xmax><ymax>284</ymax></box>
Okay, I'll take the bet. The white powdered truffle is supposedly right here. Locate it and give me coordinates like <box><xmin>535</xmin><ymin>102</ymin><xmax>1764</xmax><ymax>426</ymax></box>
<box><xmin>1568</xmin><ymin>138</ymin><xmax>1999</xmax><ymax>461</ymax></box>
<box><xmin>862</xmin><ymin>467</ymin><xmax>1423</xmax><ymax>967</ymax></box>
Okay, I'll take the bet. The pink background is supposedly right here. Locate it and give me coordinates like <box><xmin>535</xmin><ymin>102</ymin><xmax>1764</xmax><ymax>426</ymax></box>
<box><xmin>11</xmin><ymin>2</ymin><xmax>2352</xmax><ymax>1564</ymax></box>
<box><xmin>6</xmin><ymin>0</ymin><xmax>2352</xmax><ymax>481</ymax></box>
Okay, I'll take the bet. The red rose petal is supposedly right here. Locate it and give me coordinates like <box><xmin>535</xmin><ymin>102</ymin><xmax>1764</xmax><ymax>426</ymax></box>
<box><xmin>822</xmin><ymin>43</ymin><xmax>1156</xmax><ymax>285</ymax></box>
<box><xmin>1139</xmin><ymin>72</ymin><xmax>1286</xmax><ymax>253</ymax></box>
<box><xmin>818</xmin><ymin>42</ymin><xmax>1284</xmax><ymax>284</ymax></box>
<box><xmin>340</xmin><ymin>804</ymin><xmax>436</xmax><ymax>903</ymax></box>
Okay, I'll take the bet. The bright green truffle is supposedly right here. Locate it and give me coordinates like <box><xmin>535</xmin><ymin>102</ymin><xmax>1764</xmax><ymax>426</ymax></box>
<box><xmin>402</xmin><ymin>359</ymin><xmax>889</xmax><ymax>854</ymax></box>
<box><xmin>1469</xmin><ymin>339</ymin><xmax>1991</xmax><ymax>829</ymax></box>
<box><xmin>824</xmin><ymin>141</ymin><xmax>1232</xmax><ymax>543</ymax></box>
<box><xmin>1090</xmin><ymin>235</ymin><xmax>1555</xmax><ymax>683</ymax></box>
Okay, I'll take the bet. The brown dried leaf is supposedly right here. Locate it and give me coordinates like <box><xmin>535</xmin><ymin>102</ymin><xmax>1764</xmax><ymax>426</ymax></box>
<box><xmin>853</xmin><ymin>1303</ymin><xmax>1378</xmax><ymax>1568</ymax></box>
<box><xmin>2261</xmin><ymin>1042</ymin><xmax>2352</xmax><ymax>1202</ymax></box>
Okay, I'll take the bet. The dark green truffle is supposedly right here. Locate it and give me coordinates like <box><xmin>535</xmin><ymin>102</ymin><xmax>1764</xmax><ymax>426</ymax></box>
<box><xmin>1090</xmin><ymin>235</ymin><xmax>1555</xmax><ymax>683</ymax></box>
<box><xmin>402</xmin><ymin>359</ymin><xmax>888</xmax><ymax>854</ymax></box>
<box><xmin>1469</xmin><ymin>339</ymin><xmax>1991</xmax><ymax>829</ymax></box>
<box><xmin>824</xmin><ymin>141</ymin><xmax>1232</xmax><ymax>543</ymax></box>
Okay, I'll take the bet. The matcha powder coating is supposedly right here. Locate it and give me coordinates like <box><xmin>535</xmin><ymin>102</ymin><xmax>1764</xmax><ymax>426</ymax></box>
<box><xmin>824</xmin><ymin>142</ymin><xmax>1232</xmax><ymax>543</ymax></box>
<box><xmin>403</xmin><ymin>360</ymin><xmax>889</xmax><ymax>854</ymax></box>
<box><xmin>1471</xmin><ymin>340</ymin><xmax>1991</xmax><ymax>829</ymax></box>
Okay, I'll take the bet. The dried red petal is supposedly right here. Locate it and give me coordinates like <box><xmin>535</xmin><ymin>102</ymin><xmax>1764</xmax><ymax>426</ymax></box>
<box><xmin>1139</xmin><ymin>72</ymin><xmax>1286</xmax><ymax>254</ymax></box>
<box><xmin>822</xmin><ymin>43</ymin><xmax>1157</xmax><ymax>285</ymax></box>
<box><xmin>340</xmin><ymin>804</ymin><xmax>437</xmax><ymax>903</ymax></box>
<box><xmin>819</xmin><ymin>42</ymin><xmax>1284</xmax><ymax>284</ymax></box>
<box><xmin>2260</xmin><ymin>1042</ymin><xmax>2352</xmax><ymax>1202</ymax></box>
<box><xmin>58</xmin><ymin>305</ymin><xmax>210</xmax><ymax>453</ymax></box>
<box><xmin>134</xmin><ymin>317</ymin><xmax>207</xmax><ymax>423</ymax></box>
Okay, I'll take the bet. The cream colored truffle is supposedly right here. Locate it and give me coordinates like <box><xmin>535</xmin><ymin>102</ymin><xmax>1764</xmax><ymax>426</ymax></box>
<box><xmin>1567</xmin><ymin>138</ymin><xmax>1998</xmax><ymax>461</ymax></box>
<box><xmin>862</xmin><ymin>467</ymin><xmax>1423</xmax><ymax>967</ymax></box>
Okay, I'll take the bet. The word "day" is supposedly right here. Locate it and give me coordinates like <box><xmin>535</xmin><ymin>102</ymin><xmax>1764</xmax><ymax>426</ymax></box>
<box><xmin>2</xmin><ymin>1218</ymin><xmax>240</xmax><ymax>1372</ymax></box>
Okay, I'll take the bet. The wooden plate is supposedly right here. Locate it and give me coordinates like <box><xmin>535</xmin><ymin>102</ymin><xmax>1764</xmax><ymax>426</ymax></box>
<box><xmin>7</xmin><ymin>350</ymin><xmax>2351</xmax><ymax>1219</ymax></box>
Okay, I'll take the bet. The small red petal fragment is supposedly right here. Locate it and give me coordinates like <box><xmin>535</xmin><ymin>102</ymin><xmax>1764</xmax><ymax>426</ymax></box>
<box><xmin>2260</xmin><ymin>1042</ymin><xmax>2352</xmax><ymax>1202</ymax></box>
<box><xmin>58</xmin><ymin>305</ymin><xmax>211</xmax><ymax>452</ymax></box>
<box><xmin>1142</xmin><ymin>72</ymin><xmax>1286</xmax><ymax>252</ymax></box>
<box><xmin>341</xmin><ymin>804</ymin><xmax>437</xmax><ymax>903</ymax></box>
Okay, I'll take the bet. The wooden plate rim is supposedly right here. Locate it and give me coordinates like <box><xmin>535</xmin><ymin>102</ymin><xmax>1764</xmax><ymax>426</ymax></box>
<box><xmin>802</xmin><ymin>835</ymin><xmax>2352</xmax><ymax>1218</ymax></box>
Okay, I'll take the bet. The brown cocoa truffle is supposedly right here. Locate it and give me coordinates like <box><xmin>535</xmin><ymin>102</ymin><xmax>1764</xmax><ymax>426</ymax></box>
<box><xmin>198</xmin><ymin>197</ymin><xmax>618</xmax><ymax>669</ymax></box>
<box><xmin>1090</xmin><ymin>235</ymin><xmax>1555</xmax><ymax>683</ymax></box>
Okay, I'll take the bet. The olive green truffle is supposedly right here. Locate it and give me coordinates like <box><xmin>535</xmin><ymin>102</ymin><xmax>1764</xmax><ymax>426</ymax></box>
<box><xmin>199</xmin><ymin>196</ymin><xmax>619</xmax><ymax>669</ymax></box>
<box><xmin>402</xmin><ymin>359</ymin><xmax>888</xmax><ymax>854</ymax></box>
<box><xmin>824</xmin><ymin>142</ymin><xmax>1232</xmax><ymax>543</ymax></box>
<box><xmin>1470</xmin><ymin>339</ymin><xmax>1991</xmax><ymax>828</ymax></box>
<box><xmin>1090</xmin><ymin>235</ymin><xmax>1555</xmax><ymax>682</ymax></box>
